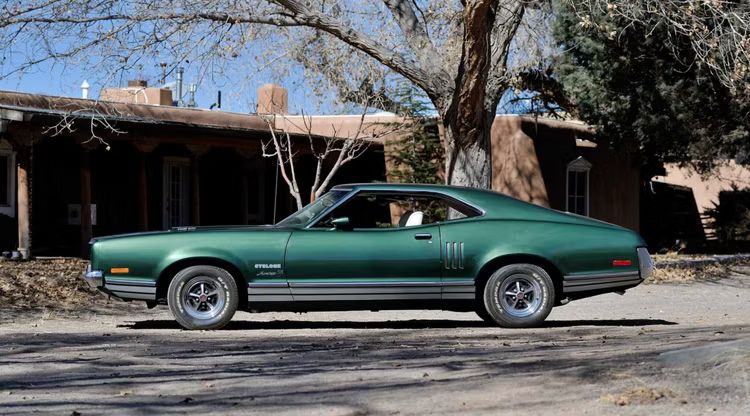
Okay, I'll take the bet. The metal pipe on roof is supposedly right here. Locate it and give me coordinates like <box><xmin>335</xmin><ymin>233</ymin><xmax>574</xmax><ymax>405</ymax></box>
<box><xmin>176</xmin><ymin>67</ymin><xmax>184</xmax><ymax>107</ymax></box>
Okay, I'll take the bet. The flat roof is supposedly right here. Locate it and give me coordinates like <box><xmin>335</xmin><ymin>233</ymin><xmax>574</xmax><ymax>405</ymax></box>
<box><xmin>0</xmin><ymin>90</ymin><xmax>270</xmax><ymax>133</ymax></box>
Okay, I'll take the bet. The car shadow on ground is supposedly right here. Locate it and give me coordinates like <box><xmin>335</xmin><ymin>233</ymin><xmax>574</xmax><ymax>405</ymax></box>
<box><xmin>118</xmin><ymin>318</ymin><xmax>677</xmax><ymax>330</ymax></box>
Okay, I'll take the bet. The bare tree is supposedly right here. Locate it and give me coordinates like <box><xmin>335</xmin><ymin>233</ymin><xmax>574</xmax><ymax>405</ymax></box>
<box><xmin>260</xmin><ymin>109</ymin><xmax>406</xmax><ymax>209</ymax></box>
<box><xmin>0</xmin><ymin>0</ymin><xmax>555</xmax><ymax>189</ymax></box>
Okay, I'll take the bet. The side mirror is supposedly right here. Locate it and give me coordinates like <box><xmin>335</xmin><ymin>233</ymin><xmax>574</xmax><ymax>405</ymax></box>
<box><xmin>331</xmin><ymin>217</ymin><xmax>351</xmax><ymax>230</ymax></box>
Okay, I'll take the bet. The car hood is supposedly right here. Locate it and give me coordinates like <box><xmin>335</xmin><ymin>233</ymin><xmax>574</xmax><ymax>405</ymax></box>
<box><xmin>90</xmin><ymin>224</ymin><xmax>291</xmax><ymax>243</ymax></box>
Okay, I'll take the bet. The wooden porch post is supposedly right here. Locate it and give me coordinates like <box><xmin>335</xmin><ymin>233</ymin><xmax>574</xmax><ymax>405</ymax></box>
<box><xmin>137</xmin><ymin>151</ymin><xmax>148</xmax><ymax>231</ymax></box>
<box><xmin>16</xmin><ymin>147</ymin><xmax>31</xmax><ymax>259</ymax></box>
<box><xmin>187</xmin><ymin>145</ymin><xmax>210</xmax><ymax>226</ymax></box>
<box><xmin>240</xmin><ymin>162</ymin><xmax>249</xmax><ymax>225</ymax></box>
<box><xmin>190</xmin><ymin>157</ymin><xmax>200</xmax><ymax>225</ymax></box>
<box><xmin>80</xmin><ymin>148</ymin><xmax>92</xmax><ymax>259</ymax></box>
<box><xmin>236</xmin><ymin>147</ymin><xmax>260</xmax><ymax>225</ymax></box>
<box><xmin>133</xmin><ymin>142</ymin><xmax>156</xmax><ymax>231</ymax></box>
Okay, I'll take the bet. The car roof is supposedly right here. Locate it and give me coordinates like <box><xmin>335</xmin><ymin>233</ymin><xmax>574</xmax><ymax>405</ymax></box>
<box><xmin>329</xmin><ymin>183</ymin><xmax>622</xmax><ymax>228</ymax></box>
<box><xmin>330</xmin><ymin>183</ymin><xmax>520</xmax><ymax>218</ymax></box>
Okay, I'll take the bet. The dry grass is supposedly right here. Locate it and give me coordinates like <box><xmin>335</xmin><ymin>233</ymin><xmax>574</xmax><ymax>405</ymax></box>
<box><xmin>648</xmin><ymin>263</ymin><xmax>731</xmax><ymax>284</ymax></box>
<box><xmin>647</xmin><ymin>256</ymin><xmax>750</xmax><ymax>285</ymax></box>
<box><xmin>0</xmin><ymin>258</ymin><xmax>104</xmax><ymax>309</ymax></box>
<box><xmin>601</xmin><ymin>387</ymin><xmax>678</xmax><ymax>406</ymax></box>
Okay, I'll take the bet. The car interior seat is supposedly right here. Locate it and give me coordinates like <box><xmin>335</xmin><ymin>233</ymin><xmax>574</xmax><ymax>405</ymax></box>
<box><xmin>398</xmin><ymin>210</ymin><xmax>414</xmax><ymax>227</ymax></box>
<box><xmin>399</xmin><ymin>210</ymin><xmax>424</xmax><ymax>227</ymax></box>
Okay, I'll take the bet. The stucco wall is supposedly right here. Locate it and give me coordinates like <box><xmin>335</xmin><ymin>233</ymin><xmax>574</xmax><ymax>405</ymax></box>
<box><xmin>490</xmin><ymin>116</ymin><xmax>640</xmax><ymax>231</ymax></box>
<box><xmin>653</xmin><ymin>162</ymin><xmax>750</xmax><ymax>213</ymax></box>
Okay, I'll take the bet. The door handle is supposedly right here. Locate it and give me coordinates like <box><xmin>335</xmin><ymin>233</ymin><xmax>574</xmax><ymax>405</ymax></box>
<box><xmin>414</xmin><ymin>233</ymin><xmax>432</xmax><ymax>240</ymax></box>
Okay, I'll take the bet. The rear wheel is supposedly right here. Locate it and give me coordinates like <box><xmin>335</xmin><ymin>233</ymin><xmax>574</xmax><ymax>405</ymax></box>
<box><xmin>167</xmin><ymin>265</ymin><xmax>238</xmax><ymax>330</ymax></box>
<box><xmin>474</xmin><ymin>306</ymin><xmax>495</xmax><ymax>325</ymax></box>
<box><xmin>481</xmin><ymin>263</ymin><xmax>554</xmax><ymax>328</ymax></box>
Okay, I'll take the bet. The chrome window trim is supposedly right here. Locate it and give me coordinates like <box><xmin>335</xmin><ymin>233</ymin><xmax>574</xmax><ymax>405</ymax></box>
<box><xmin>305</xmin><ymin>188</ymin><xmax>486</xmax><ymax>229</ymax></box>
<box><xmin>304</xmin><ymin>188</ymin><xmax>356</xmax><ymax>229</ymax></box>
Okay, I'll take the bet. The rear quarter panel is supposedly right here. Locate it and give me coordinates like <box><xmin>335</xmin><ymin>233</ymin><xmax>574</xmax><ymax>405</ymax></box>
<box><xmin>441</xmin><ymin>217</ymin><xmax>643</xmax><ymax>281</ymax></box>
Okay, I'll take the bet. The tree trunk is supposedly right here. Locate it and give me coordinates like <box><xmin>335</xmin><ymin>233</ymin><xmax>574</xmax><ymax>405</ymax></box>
<box><xmin>441</xmin><ymin>109</ymin><xmax>494</xmax><ymax>189</ymax></box>
<box><xmin>437</xmin><ymin>0</ymin><xmax>500</xmax><ymax>190</ymax></box>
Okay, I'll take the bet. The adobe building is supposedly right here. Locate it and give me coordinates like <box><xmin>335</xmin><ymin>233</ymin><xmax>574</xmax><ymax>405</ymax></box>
<box><xmin>1</xmin><ymin>82</ymin><xmax>648</xmax><ymax>259</ymax></box>
<box><xmin>0</xmin><ymin>84</ymin><xmax>387</xmax><ymax>258</ymax></box>
<box><xmin>652</xmin><ymin>161</ymin><xmax>750</xmax><ymax>243</ymax></box>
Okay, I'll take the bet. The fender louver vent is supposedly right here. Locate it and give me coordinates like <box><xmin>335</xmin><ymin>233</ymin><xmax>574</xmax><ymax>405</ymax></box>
<box><xmin>444</xmin><ymin>242</ymin><xmax>464</xmax><ymax>270</ymax></box>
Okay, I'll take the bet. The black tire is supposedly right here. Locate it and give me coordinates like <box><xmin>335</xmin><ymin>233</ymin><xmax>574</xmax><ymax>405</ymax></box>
<box><xmin>482</xmin><ymin>263</ymin><xmax>555</xmax><ymax>328</ymax></box>
<box><xmin>167</xmin><ymin>265</ymin><xmax>239</xmax><ymax>330</ymax></box>
<box><xmin>474</xmin><ymin>305</ymin><xmax>496</xmax><ymax>325</ymax></box>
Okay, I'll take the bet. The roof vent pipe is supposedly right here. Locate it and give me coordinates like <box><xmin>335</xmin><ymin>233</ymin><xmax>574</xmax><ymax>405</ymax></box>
<box><xmin>81</xmin><ymin>80</ymin><xmax>90</xmax><ymax>99</ymax></box>
<box><xmin>210</xmin><ymin>90</ymin><xmax>222</xmax><ymax>110</ymax></box>
<box><xmin>159</xmin><ymin>62</ymin><xmax>168</xmax><ymax>86</ymax></box>
<box><xmin>176</xmin><ymin>67</ymin><xmax>184</xmax><ymax>106</ymax></box>
<box><xmin>187</xmin><ymin>83</ymin><xmax>197</xmax><ymax>108</ymax></box>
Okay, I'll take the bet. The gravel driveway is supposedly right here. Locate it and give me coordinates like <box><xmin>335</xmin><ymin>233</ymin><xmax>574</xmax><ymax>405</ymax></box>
<box><xmin>1</xmin><ymin>268</ymin><xmax>749</xmax><ymax>416</ymax></box>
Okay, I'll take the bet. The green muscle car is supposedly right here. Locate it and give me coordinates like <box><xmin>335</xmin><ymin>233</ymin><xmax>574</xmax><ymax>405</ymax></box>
<box><xmin>83</xmin><ymin>183</ymin><xmax>653</xmax><ymax>330</ymax></box>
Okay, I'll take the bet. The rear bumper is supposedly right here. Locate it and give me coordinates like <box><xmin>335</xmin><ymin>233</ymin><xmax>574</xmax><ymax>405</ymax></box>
<box><xmin>562</xmin><ymin>247</ymin><xmax>653</xmax><ymax>295</ymax></box>
<box><xmin>637</xmin><ymin>247</ymin><xmax>654</xmax><ymax>280</ymax></box>
<box><xmin>83</xmin><ymin>265</ymin><xmax>103</xmax><ymax>289</ymax></box>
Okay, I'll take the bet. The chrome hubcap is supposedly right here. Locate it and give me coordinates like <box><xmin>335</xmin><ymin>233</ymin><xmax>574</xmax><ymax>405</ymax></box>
<box><xmin>499</xmin><ymin>274</ymin><xmax>542</xmax><ymax>318</ymax></box>
<box><xmin>182</xmin><ymin>277</ymin><xmax>226</xmax><ymax>320</ymax></box>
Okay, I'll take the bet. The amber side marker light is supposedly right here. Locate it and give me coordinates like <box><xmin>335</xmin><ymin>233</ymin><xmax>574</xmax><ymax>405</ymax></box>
<box><xmin>612</xmin><ymin>260</ymin><xmax>632</xmax><ymax>267</ymax></box>
<box><xmin>110</xmin><ymin>267</ymin><xmax>130</xmax><ymax>274</ymax></box>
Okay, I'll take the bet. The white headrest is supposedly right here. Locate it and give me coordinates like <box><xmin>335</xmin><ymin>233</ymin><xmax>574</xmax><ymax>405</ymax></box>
<box><xmin>405</xmin><ymin>211</ymin><xmax>424</xmax><ymax>227</ymax></box>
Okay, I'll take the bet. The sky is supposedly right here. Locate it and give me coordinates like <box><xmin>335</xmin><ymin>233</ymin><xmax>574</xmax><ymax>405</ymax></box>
<box><xmin>0</xmin><ymin>49</ymin><xmax>535</xmax><ymax>117</ymax></box>
<box><xmin>0</xmin><ymin>60</ymin><xmax>322</xmax><ymax>115</ymax></box>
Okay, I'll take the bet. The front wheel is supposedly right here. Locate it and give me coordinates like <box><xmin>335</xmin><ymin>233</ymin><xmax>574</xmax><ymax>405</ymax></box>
<box><xmin>167</xmin><ymin>265</ymin><xmax>238</xmax><ymax>330</ymax></box>
<box><xmin>481</xmin><ymin>263</ymin><xmax>555</xmax><ymax>328</ymax></box>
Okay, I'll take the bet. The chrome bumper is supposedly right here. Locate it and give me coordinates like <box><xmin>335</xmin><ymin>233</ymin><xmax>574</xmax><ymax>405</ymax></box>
<box><xmin>637</xmin><ymin>247</ymin><xmax>654</xmax><ymax>281</ymax></box>
<box><xmin>83</xmin><ymin>264</ymin><xmax>103</xmax><ymax>289</ymax></box>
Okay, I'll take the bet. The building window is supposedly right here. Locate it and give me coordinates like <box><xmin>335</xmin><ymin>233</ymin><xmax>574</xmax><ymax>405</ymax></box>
<box><xmin>0</xmin><ymin>142</ymin><xmax>15</xmax><ymax>218</ymax></box>
<box><xmin>566</xmin><ymin>156</ymin><xmax>591</xmax><ymax>216</ymax></box>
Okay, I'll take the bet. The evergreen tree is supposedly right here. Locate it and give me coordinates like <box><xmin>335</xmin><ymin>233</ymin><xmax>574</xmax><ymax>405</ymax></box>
<box><xmin>388</xmin><ymin>85</ymin><xmax>444</xmax><ymax>185</ymax></box>
<box><xmin>554</xmin><ymin>0</ymin><xmax>750</xmax><ymax>174</ymax></box>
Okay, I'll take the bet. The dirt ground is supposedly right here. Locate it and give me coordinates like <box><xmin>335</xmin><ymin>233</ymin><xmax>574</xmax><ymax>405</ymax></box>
<box><xmin>1</xmin><ymin>267</ymin><xmax>749</xmax><ymax>415</ymax></box>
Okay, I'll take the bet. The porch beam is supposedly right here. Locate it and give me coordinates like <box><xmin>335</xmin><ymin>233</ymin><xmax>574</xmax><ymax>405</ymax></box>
<box><xmin>0</xmin><ymin>109</ymin><xmax>24</xmax><ymax>122</ymax></box>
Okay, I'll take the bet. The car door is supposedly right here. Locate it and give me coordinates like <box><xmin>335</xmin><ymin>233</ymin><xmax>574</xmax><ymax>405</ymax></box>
<box><xmin>284</xmin><ymin>192</ymin><xmax>443</xmax><ymax>301</ymax></box>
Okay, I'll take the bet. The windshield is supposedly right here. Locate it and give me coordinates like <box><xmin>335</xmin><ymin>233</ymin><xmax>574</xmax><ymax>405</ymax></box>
<box><xmin>276</xmin><ymin>190</ymin><xmax>350</xmax><ymax>227</ymax></box>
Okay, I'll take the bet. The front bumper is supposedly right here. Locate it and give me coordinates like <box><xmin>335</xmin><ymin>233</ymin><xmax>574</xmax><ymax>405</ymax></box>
<box><xmin>83</xmin><ymin>264</ymin><xmax>104</xmax><ymax>289</ymax></box>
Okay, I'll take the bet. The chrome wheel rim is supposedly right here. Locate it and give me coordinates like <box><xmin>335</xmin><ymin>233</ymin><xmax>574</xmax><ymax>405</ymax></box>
<box><xmin>182</xmin><ymin>277</ymin><xmax>226</xmax><ymax>320</ymax></box>
<box><xmin>498</xmin><ymin>274</ymin><xmax>542</xmax><ymax>318</ymax></box>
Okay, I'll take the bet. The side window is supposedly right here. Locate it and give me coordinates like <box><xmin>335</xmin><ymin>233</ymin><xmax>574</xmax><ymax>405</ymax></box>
<box><xmin>315</xmin><ymin>192</ymin><xmax>480</xmax><ymax>229</ymax></box>
<box><xmin>566</xmin><ymin>156</ymin><xmax>591</xmax><ymax>216</ymax></box>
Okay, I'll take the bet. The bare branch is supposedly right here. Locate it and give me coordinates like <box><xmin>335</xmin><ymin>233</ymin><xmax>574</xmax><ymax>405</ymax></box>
<box><xmin>486</xmin><ymin>1</ymin><xmax>527</xmax><ymax>105</ymax></box>
<box><xmin>273</xmin><ymin>0</ymin><xmax>450</xmax><ymax>99</ymax></box>
<box><xmin>383</xmin><ymin>0</ymin><xmax>449</xmax><ymax>80</ymax></box>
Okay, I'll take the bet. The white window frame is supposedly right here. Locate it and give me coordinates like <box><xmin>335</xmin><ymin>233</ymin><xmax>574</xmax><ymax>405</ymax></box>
<box><xmin>0</xmin><ymin>140</ymin><xmax>15</xmax><ymax>218</ymax></box>
<box><xmin>565</xmin><ymin>156</ymin><xmax>592</xmax><ymax>216</ymax></box>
